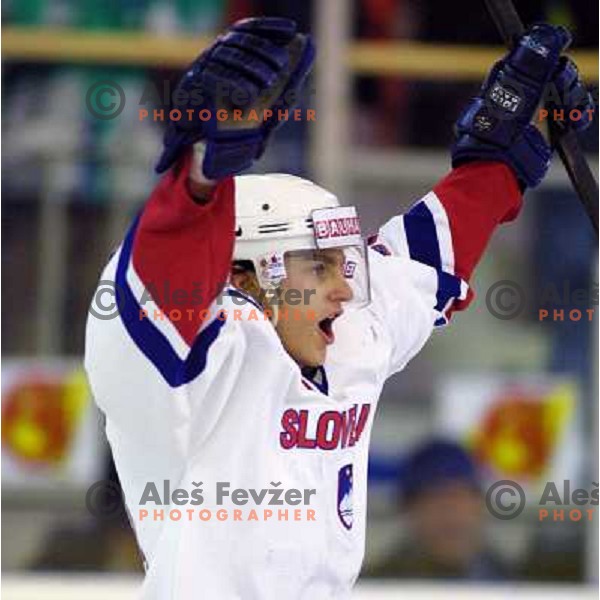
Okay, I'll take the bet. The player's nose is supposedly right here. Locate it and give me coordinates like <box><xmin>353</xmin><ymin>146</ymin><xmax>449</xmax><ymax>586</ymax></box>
<box><xmin>329</xmin><ymin>274</ymin><xmax>353</xmax><ymax>303</ymax></box>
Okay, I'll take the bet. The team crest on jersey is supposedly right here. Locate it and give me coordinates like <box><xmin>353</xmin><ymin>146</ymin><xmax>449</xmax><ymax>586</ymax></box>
<box><xmin>337</xmin><ymin>464</ymin><xmax>354</xmax><ymax>530</ymax></box>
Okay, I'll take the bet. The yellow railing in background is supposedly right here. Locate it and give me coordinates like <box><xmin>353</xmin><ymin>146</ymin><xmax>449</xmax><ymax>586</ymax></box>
<box><xmin>349</xmin><ymin>41</ymin><xmax>598</xmax><ymax>81</ymax></box>
<box><xmin>2</xmin><ymin>26</ymin><xmax>598</xmax><ymax>81</ymax></box>
<box><xmin>2</xmin><ymin>27</ymin><xmax>213</xmax><ymax>68</ymax></box>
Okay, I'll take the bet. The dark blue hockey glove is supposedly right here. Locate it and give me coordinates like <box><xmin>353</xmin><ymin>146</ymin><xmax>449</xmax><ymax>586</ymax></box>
<box><xmin>545</xmin><ymin>56</ymin><xmax>595</xmax><ymax>132</ymax></box>
<box><xmin>451</xmin><ymin>24</ymin><xmax>572</xmax><ymax>188</ymax></box>
<box><xmin>155</xmin><ymin>17</ymin><xmax>315</xmax><ymax>178</ymax></box>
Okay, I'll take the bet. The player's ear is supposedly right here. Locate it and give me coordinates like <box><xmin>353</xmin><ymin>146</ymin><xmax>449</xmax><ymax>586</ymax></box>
<box><xmin>230</xmin><ymin>264</ymin><xmax>261</xmax><ymax>299</ymax></box>
<box><xmin>230</xmin><ymin>269</ymin><xmax>250</xmax><ymax>290</ymax></box>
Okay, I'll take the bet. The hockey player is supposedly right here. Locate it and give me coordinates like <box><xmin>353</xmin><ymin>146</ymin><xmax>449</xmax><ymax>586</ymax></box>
<box><xmin>85</xmin><ymin>17</ymin><xmax>592</xmax><ymax>599</ymax></box>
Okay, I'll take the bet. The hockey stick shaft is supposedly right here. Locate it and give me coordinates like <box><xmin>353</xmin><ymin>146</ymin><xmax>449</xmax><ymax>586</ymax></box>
<box><xmin>484</xmin><ymin>0</ymin><xmax>599</xmax><ymax>236</ymax></box>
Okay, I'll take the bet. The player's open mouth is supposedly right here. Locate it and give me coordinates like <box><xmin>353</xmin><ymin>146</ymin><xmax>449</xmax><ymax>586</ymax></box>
<box><xmin>317</xmin><ymin>312</ymin><xmax>342</xmax><ymax>345</ymax></box>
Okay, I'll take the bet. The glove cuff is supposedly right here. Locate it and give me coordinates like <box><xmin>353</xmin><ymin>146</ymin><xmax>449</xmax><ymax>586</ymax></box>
<box><xmin>452</xmin><ymin>124</ymin><xmax>551</xmax><ymax>188</ymax></box>
<box><xmin>202</xmin><ymin>130</ymin><xmax>265</xmax><ymax>180</ymax></box>
<box><xmin>452</xmin><ymin>96</ymin><xmax>552</xmax><ymax>188</ymax></box>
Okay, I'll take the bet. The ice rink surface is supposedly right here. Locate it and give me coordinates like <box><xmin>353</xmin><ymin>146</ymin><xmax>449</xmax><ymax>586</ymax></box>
<box><xmin>2</xmin><ymin>576</ymin><xmax>598</xmax><ymax>600</ymax></box>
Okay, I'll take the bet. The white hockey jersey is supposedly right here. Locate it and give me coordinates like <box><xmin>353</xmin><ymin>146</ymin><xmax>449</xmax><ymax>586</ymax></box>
<box><xmin>85</xmin><ymin>152</ymin><xmax>522</xmax><ymax>599</ymax></box>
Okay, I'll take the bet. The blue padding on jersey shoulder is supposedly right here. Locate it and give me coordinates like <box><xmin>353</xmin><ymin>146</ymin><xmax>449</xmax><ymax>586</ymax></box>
<box><xmin>404</xmin><ymin>202</ymin><xmax>442</xmax><ymax>271</ymax></box>
<box><xmin>115</xmin><ymin>215</ymin><xmax>225</xmax><ymax>388</ymax></box>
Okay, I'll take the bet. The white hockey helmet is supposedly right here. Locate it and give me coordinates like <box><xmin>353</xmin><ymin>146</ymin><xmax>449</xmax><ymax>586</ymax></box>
<box><xmin>233</xmin><ymin>173</ymin><xmax>371</xmax><ymax>308</ymax></box>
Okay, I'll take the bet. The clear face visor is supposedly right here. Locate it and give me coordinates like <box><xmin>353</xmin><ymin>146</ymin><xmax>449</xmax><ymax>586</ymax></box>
<box><xmin>284</xmin><ymin>244</ymin><xmax>371</xmax><ymax>310</ymax></box>
<box><xmin>253</xmin><ymin>206</ymin><xmax>371</xmax><ymax>311</ymax></box>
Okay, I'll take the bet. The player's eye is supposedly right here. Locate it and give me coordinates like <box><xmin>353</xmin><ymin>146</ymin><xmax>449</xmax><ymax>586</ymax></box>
<box><xmin>310</xmin><ymin>262</ymin><xmax>327</xmax><ymax>277</ymax></box>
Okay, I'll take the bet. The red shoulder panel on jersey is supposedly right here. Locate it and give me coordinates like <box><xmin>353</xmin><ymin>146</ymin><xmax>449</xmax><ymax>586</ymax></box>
<box><xmin>433</xmin><ymin>161</ymin><xmax>522</xmax><ymax>282</ymax></box>
<box><xmin>131</xmin><ymin>150</ymin><xmax>235</xmax><ymax>346</ymax></box>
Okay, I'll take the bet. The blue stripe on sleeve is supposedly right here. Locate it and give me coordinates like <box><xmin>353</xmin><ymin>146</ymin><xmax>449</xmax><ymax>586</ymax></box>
<box><xmin>433</xmin><ymin>271</ymin><xmax>465</xmax><ymax>327</ymax></box>
<box><xmin>404</xmin><ymin>202</ymin><xmax>442</xmax><ymax>271</ymax></box>
<box><xmin>114</xmin><ymin>215</ymin><xmax>226</xmax><ymax>388</ymax></box>
<box><xmin>435</xmin><ymin>270</ymin><xmax>462</xmax><ymax>312</ymax></box>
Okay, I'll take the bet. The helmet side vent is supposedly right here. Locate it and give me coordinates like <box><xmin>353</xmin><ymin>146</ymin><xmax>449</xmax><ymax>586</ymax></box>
<box><xmin>258</xmin><ymin>222</ymin><xmax>290</xmax><ymax>234</ymax></box>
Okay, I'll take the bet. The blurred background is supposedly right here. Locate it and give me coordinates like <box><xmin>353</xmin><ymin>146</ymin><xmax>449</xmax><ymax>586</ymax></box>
<box><xmin>1</xmin><ymin>0</ymin><xmax>598</xmax><ymax>598</ymax></box>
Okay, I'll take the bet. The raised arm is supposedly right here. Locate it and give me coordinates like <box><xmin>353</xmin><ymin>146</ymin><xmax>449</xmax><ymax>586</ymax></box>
<box><xmin>373</xmin><ymin>24</ymin><xmax>592</xmax><ymax>320</ymax></box>
<box><xmin>126</xmin><ymin>18</ymin><xmax>314</xmax><ymax>349</ymax></box>
<box><xmin>367</xmin><ymin>24</ymin><xmax>592</xmax><ymax>374</ymax></box>
<box><xmin>104</xmin><ymin>18</ymin><xmax>314</xmax><ymax>388</ymax></box>
<box><xmin>373</xmin><ymin>160</ymin><xmax>521</xmax><ymax>321</ymax></box>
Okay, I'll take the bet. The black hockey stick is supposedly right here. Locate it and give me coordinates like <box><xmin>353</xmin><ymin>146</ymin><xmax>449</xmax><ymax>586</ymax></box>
<box><xmin>484</xmin><ymin>0</ymin><xmax>599</xmax><ymax>237</ymax></box>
